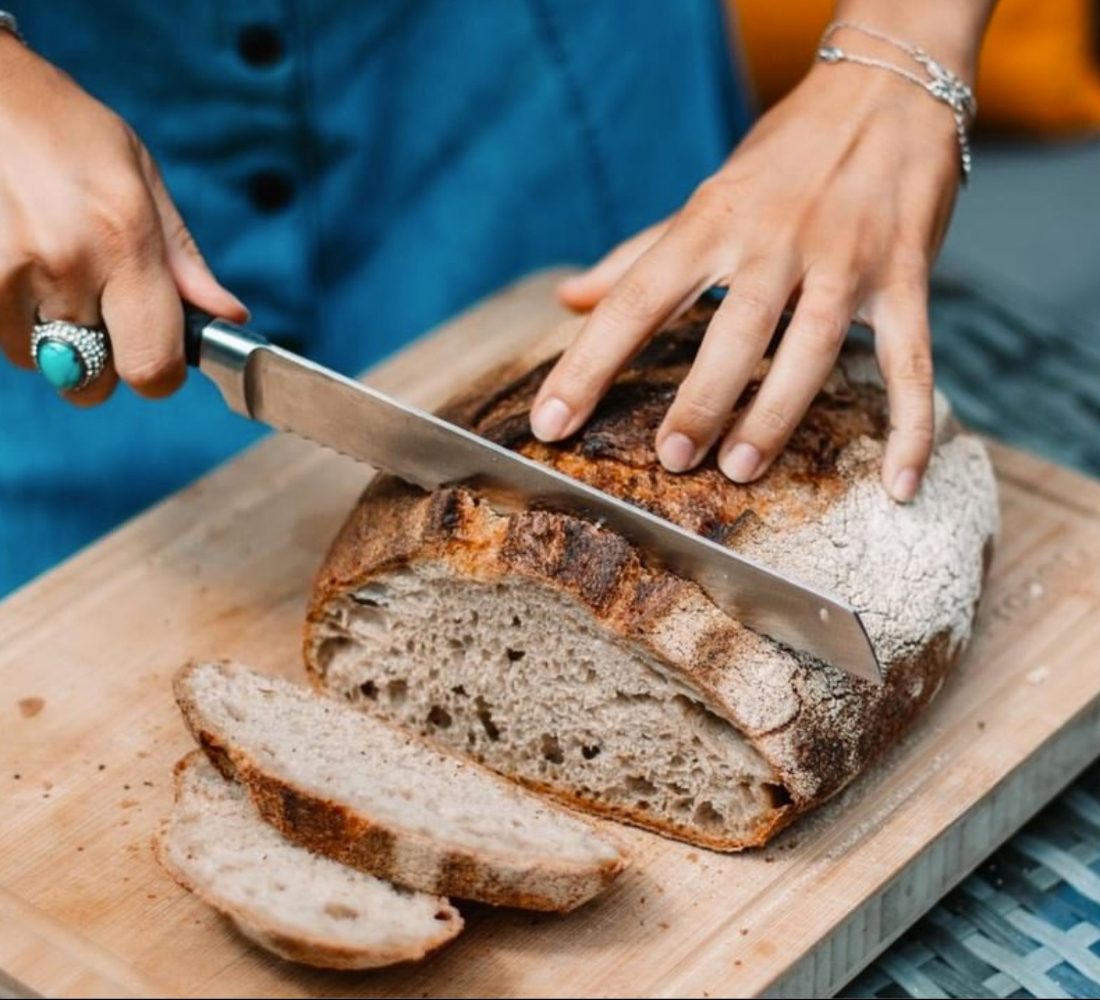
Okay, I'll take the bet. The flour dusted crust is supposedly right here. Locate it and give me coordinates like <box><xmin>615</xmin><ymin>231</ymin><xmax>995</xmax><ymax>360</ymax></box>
<box><xmin>305</xmin><ymin>300</ymin><xmax>999</xmax><ymax>849</ymax></box>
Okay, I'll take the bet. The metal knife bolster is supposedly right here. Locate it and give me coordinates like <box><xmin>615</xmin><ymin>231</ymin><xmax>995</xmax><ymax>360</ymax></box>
<box><xmin>182</xmin><ymin>306</ymin><xmax>883</xmax><ymax>684</ymax></box>
<box><xmin>184</xmin><ymin>309</ymin><xmax>266</xmax><ymax>416</ymax></box>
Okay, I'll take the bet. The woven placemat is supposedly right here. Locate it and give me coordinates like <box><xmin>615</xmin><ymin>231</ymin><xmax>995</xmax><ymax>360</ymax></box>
<box><xmin>843</xmin><ymin>762</ymin><xmax>1100</xmax><ymax>999</ymax></box>
<box><xmin>928</xmin><ymin>275</ymin><xmax>1100</xmax><ymax>478</ymax></box>
<box><xmin>843</xmin><ymin>279</ymin><xmax>1100</xmax><ymax>999</ymax></box>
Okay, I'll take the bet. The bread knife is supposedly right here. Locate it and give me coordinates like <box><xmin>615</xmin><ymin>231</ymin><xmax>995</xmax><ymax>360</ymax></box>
<box><xmin>183</xmin><ymin>305</ymin><xmax>883</xmax><ymax>684</ymax></box>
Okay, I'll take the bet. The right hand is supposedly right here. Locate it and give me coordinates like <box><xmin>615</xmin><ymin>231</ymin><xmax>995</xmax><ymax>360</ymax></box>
<box><xmin>0</xmin><ymin>33</ymin><xmax>247</xmax><ymax>405</ymax></box>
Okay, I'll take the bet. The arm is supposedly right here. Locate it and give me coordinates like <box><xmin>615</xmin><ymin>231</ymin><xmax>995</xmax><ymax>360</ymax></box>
<box><xmin>0</xmin><ymin>27</ymin><xmax>245</xmax><ymax>405</ymax></box>
<box><xmin>532</xmin><ymin>0</ymin><xmax>997</xmax><ymax>502</ymax></box>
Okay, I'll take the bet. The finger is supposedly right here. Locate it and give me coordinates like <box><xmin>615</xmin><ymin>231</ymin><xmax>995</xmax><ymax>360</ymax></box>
<box><xmin>0</xmin><ymin>204</ymin><xmax>35</xmax><ymax>368</ymax></box>
<box><xmin>100</xmin><ymin>193</ymin><xmax>186</xmax><ymax>399</ymax></box>
<box><xmin>873</xmin><ymin>291</ymin><xmax>935</xmax><ymax>503</ymax></box>
<box><xmin>716</xmin><ymin>275</ymin><xmax>855</xmax><ymax>482</ymax></box>
<box><xmin>33</xmin><ymin>266</ymin><xmax>102</xmax><ymax>328</ymax></box>
<box><xmin>0</xmin><ymin>269</ymin><xmax>34</xmax><ymax>369</ymax></box>
<box><xmin>654</xmin><ymin>266</ymin><xmax>792</xmax><ymax>473</ymax></box>
<box><xmin>61</xmin><ymin>365</ymin><xmax>119</xmax><ymax>408</ymax></box>
<box><xmin>103</xmin><ymin>267</ymin><xmax>184</xmax><ymax>399</ymax></box>
<box><xmin>556</xmin><ymin>218</ymin><xmax>671</xmax><ymax>312</ymax></box>
<box><xmin>532</xmin><ymin>231</ymin><xmax>711</xmax><ymax>442</ymax></box>
<box><xmin>137</xmin><ymin>146</ymin><xmax>248</xmax><ymax>322</ymax></box>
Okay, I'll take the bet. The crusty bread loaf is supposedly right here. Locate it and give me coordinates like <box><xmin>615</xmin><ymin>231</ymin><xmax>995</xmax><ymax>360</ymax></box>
<box><xmin>304</xmin><ymin>300</ymin><xmax>999</xmax><ymax>850</ymax></box>
<box><xmin>155</xmin><ymin>752</ymin><xmax>463</xmax><ymax>969</ymax></box>
<box><xmin>175</xmin><ymin>660</ymin><xmax>627</xmax><ymax>911</ymax></box>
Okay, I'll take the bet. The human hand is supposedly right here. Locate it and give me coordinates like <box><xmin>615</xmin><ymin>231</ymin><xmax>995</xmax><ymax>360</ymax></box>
<box><xmin>0</xmin><ymin>34</ymin><xmax>246</xmax><ymax>405</ymax></box>
<box><xmin>531</xmin><ymin>57</ymin><xmax>963</xmax><ymax>502</ymax></box>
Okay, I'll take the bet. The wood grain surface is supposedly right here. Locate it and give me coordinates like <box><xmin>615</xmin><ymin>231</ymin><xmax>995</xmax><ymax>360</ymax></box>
<box><xmin>2</xmin><ymin>270</ymin><xmax>1100</xmax><ymax>999</ymax></box>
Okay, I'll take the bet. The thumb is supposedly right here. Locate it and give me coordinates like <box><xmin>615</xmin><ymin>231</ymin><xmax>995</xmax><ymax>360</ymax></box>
<box><xmin>557</xmin><ymin>218</ymin><xmax>671</xmax><ymax>312</ymax></box>
<box><xmin>138</xmin><ymin>148</ymin><xmax>249</xmax><ymax>323</ymax></box>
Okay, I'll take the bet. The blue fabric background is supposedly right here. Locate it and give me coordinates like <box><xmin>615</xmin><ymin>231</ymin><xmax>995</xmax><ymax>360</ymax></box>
<box><xmin>0</xmin><ymin>0</ymin><xmax>748</xmax><ymax>594</ymax></box>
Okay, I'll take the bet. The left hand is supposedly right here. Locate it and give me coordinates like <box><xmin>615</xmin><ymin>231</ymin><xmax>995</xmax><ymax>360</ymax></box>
<box><xmin>529</xmin><ymin>59</ymin><xmax>961</xmax><ymax>503</ymax></box>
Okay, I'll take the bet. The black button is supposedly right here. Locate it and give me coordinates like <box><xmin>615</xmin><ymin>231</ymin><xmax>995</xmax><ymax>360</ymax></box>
<box><xmin>247</xmin><ymin>170</ymin><xmax>295</xmax><ymax>212</ymax></box>
<box><xmin>237</xmin><ymin>24</ymin><xmax>284</xmax><ymax>68</ymax></box>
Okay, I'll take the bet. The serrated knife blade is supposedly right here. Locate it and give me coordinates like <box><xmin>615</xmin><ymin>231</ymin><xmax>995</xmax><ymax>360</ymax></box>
<box><xmin>183</xmin><ymin>306</ymin><xmax>882</xmax><ymax>684</ymax></box>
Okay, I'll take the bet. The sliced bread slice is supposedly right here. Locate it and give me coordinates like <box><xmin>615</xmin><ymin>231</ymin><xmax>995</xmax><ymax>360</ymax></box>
<box><xmin>155</xmin><ymin>752</ymin><xmax>463</xmax><ymax>969</ymax></box>
<box><xmin>175</xmin><ymin>660</ymin><xmax>627</xmax><ymax>911</ymax></box>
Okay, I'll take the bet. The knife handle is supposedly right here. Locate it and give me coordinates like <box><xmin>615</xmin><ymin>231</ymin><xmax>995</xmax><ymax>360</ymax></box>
<box><xmin>183</xmin><ymin>303</ymin><xmax>216</xmax><ymax>367</ymax></box>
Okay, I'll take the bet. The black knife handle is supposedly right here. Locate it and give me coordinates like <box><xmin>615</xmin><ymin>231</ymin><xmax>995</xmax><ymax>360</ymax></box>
<box><xmin>183</xmin><ymin>303</ymin><xmax>216</xmax><ymax>367</ymax></box>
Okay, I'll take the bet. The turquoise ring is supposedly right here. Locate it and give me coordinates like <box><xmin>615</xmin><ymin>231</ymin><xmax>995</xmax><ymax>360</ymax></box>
<box><xmin>31</xmin><ymin>320</ymin><xmax>110</xmax><ymax>392</ymax></box>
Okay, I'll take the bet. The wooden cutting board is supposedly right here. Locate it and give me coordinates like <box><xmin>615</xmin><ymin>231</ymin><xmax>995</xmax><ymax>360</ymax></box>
<box><xmin>3</xmin><ymin>270</ymin><xmax>1100</xmax><ymax>1000</ymax></box>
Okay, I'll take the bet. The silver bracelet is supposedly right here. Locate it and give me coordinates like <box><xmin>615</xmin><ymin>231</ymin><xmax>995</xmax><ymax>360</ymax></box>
<box><xmin>817</xmin><ymin>19</ymin><xmax>976</xmax><ymax>185</ymax></box>
<box><xmin>0</xmin><ymin>10</ymin><xmax>25</xmax><ymax>44</ymax></box>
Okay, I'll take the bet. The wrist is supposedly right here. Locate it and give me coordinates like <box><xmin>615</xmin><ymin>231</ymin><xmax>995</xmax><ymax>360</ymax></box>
<box><xmin>799</xmin><ymin>30</ymin><xmax>971</xmax><ymax>185</ymax></box>
<box><xmin>0</xmin><ymin>9</ymin><xmax>23</xmax><ymax>44</ymax></box>
<box><xmin>0</xmin><ymin>27</ymin><xmax>24</xmax><ymax>71</ymax></box>
<box><xmin>830</xmin><ymin>0</ymin><xmax>993</xmax><ymax>84</ymax></box>
<box><xmin>0</xmin><ymin>31</ymin><xmax>38</xmax><ymax>89</ymax></box>
<box><xmin>805</xmin><ymin>58</ymin><xmax>962</xmax><ymax>143</ymax></box>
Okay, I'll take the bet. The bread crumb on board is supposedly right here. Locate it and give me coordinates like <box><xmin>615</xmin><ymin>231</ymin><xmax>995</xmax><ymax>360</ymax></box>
<box><xmin>1026</xmin><ymin>666</ymin><xmax>1050</xmax><ymax>685</ymax></box>
<box><xmin>17</xmin><ymin>696</ymin><xmax>44</xmax><ymax>718</ymax></box>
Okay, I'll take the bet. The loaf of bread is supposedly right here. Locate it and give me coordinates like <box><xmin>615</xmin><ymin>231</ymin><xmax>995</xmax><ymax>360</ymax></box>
<box><xmin>155</xmin><ymin>752</ymin><xmax>463</xmax><ymax>969</ymax></box>
<box><xmin>304</xmin><ymin>300</ymin><xmax>999</xmax><ymax>850</ymax></box>
<box><xmin>175</xmin><ymin>660</ymin><xmax>627</xmax><ymax>911</ymax></box>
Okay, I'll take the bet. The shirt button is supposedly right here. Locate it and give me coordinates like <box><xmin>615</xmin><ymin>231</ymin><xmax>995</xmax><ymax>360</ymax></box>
<box><xmin>237</xmin><ymin>24</ymin><xmax>284</xmax><ymax>68</ymax></box>
<box><xmin>247</xmin><ymin>170</ymin><xmax>295</xmax><ymax>213</ymax></box>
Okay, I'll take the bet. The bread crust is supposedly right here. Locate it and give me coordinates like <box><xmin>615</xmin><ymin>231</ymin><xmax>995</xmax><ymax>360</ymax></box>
<box><xmin>152</xmin><ymin>752</ymin><xmax>464</xmax><ymax>970</ymax></box>
<box><xmin>174</xmin><ymin>663</ymin><xmax>627</xmax><ymax>911</ymax></box>
<box><xmin>305</xmin><ymin>301</ymin><xmax>998</xmax><ymax>850</ymax></box>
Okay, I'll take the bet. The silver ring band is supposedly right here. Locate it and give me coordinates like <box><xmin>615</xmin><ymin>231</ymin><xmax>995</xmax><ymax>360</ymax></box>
<box><xmin>31</xmin><ymin>320</ymin><xmax>111</xmax><ymax>392</ymax></box>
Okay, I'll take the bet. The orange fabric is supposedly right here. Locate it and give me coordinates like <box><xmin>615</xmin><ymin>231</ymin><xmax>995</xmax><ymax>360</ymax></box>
<box><xmin>733</xmin><ymin>0</ymin><xmax>1100</xmax><ymax>134</ymax></box>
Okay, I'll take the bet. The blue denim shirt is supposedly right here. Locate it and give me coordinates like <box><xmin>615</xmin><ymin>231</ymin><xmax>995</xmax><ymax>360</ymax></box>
<box><xmin>0</xmin><ymin>0</ymin><xmax>748</xmax><ymax>593</ymax></box>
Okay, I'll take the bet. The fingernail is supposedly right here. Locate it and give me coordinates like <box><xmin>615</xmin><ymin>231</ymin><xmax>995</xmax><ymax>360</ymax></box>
<box><xmin>530</xmin><ymin>397</ymin><xmax>573</xmax><ymax>441</ymax></box>
<box><xmin>658</xmin><ymin>432</ymin><xmax>697</xmax><ymax>473</ymax></box>
<box><xmin>222</xmin><ymin>290</ymin><xmax>250</xmax><ymax>322</ymax></box>
<box><xmin>891</xmin><ymin>468</ymin><xmax>920</xmax><ymax>503</ymax></box>
<box><xmin>720</xmin><ymin>442</ymin><xmax>763</xmax><ymax>483</ymax></box>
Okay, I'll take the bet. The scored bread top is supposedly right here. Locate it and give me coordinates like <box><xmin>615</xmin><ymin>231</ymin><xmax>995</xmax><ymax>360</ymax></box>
<box><xmin>444</xmin><ymin>306</ymin><xmax>995</xmax><ymax>667</ymax></box>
